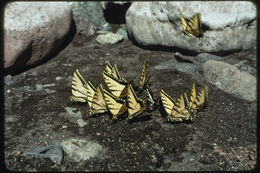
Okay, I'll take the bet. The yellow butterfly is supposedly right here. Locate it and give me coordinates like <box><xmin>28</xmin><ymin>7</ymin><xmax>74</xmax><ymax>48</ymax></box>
<box><xmin>102</xmin><ymin>88</ymin><xmax>128</xmax><ymax>120</ymax></box>
<box><xmin>103</xmin><ymin>70</ymin><xmax>128</xmax><ymax>98</ymax></box>
<box><xmin>180</xmin><ymin>12</ymin><xmax>202</xmax><ymax>37</ymax></box>
<box><xmin>160</xmin><ymin>90</ymin><xmax>191</xmax><ymax>122</ymax></box>
<box><xmin>184</xmin><ymin>81</ymin><xmax>208</xmax><ymax>116</ymax></box>
<box><xmin>139</xmin><ymin>60</ymin><xmax>151</xmax><ymax>90</ymax></box>
<box><xmin>70</xmin><ymin>69</ymin><xmax>88</xmax><ymax>103</ymax></box>
<box><xmin>127</xmin><ymin>84</ymin><xmax>147</xmax><ymax>120</ymax></box>
<box><xmin>86</xmin><ymin>81</ymin><xmax>107</xmax><ymax>115</ymax></box>
<box><xmin>104</xmin><ymin>62</ymin><xmax>128</xmax><ymax>83</ymax></box>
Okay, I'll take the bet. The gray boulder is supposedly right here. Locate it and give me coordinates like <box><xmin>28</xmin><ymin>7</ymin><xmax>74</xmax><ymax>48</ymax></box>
<box><xmin>4</xmin><ymin>2</ymin><xmax>73</xmax><ymax>75</ymax></box>
<box><xmin>203</xmin><ymin>60</ymin><xmax>256</xmax><ymax>101</ymax></box>
<box><xmin>126</xmin><ymin>2</ymin><xmax>256</xmax><ymax>54</ymax></box>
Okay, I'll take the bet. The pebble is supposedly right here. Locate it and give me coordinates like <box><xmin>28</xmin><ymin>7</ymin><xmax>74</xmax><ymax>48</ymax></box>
<box><xmin>77</xmin><ymin>119</ymin><xmax>88</xmax><ymax>128</ymax></box>
<box><xmin>56</xmin><ymin>76</ymin><xmax>63</xmax><ymax>81</ymax></box>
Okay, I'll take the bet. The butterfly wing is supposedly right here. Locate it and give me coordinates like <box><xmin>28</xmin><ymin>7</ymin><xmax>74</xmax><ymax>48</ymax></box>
<box><xmin>86</xmin><ymin>81</ymin><xmax>96</xmax><ymax>109</ymax></box>
<box><xmin>160</xmin><ymin>89</ymin><xmax>176</xmax><ymax>116</ymax></box>
<box><xmin>189</xmin><ymin>81</ymin><xmax>197</xmax><ymax>110</ymax></box>
<box><xmin>89</xmin><ymin>84</ymin><xmax>107</xmax><ymax>115</ymax></box>
<box><xmin>127</xmin><ymin>84</ymin><xmax>147</xmax><ymax>119</ymax></box>
<box><xmin>104</xmin><ymin>62</ymin><xmax>114</xmax><ymax>76</ymax></box>
<box><xmin>103</xmin><ymin>71</ymin><xmax>128</xmax><ymax>98</ymax></box>
<box><xmin>194</xmin><ymin>86</ymin><xmax>208</xmax><ymax>110</ymax></box>
<box><xmin>103</xmin><ymin>88</ymin><xmax>128</xmax><ymax>120</ymax></box>
<box><xmin>170</xmin><ymin>93</ymin><xmax>191</xmax><ymax>121</ymax></box>
<box><xmin>187</xmin><ymin>13</ymin><xmax>202</xmax><ymax>37</ymax></box>
<box><xmin>139</xmin><ymin>60</ymin><xmax>151</xmax><ymax>90</ymax></box>
<box><xmin>180</xmin><ymin>12</ymin><xmax>188</xmax><ymax>33</ymax></box>
<box><xmin>145</xmin><ymin>86</ymin><xmax>157</xmax><ymax>112</ymax></box>
<box><xmin>70</xmin><ymin>69</ymin><xmax>88</xmax><ymax>103</ymax></box>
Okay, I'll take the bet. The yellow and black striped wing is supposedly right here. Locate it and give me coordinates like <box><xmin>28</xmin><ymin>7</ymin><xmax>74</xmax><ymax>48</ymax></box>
<box><xmin>189</xmin><ymin>81</ymin><xmax>197</xmax><ymax>110</ymax></box>
<box><xmin>170</xmin><ymin>93</ymin><xmax>191</xmax><ymax>121</ymax></box>
<box><xmin>180</xmin><ymin>12</ymin><xmax>202</xmax><ymax>37</ymax></box>
<box><xmin>127</xmin><ymin>84</ymin><xmax>147</xmax><ymax>119</ymax></box>
<box><xmin>70</xmin><ymin>69</ymin><xmax>88</xmax><ymax>103</ymax></box>
<box><xmin>86</xmin><ymin>81</ymin><xmax>97</xmax><ymax>109</ymax></box>
<box><xmin>103</xmin><ymin>88</ymin><xmax>128</xmax><ymax>120</ymax></box>
<box><xmin>139</xmin><ymin>60</ymin><xmax>150</xmax><ymax>90</ymax></box>
<box><xmin>104</xmin><ymin>62</ymin><xmax>114</xmax><ymax>76</ymax></box>
<box><xmin>194</xmin><ymin>86</ymin><xmax>208</xmax><ymax>110</ymax></box>
<box><xmin>160</xmin><ymin>89</ymin><xmax>176</xmax><ymax>116</ymax></box>
<box><xmin>89</xmin><ymin>84</ymin><xmax>107</xmax><ymax>115</ymax></box>
<box><xmin>103</xmin><ymin>71</ymin><xmax>128</xmax><ymax>98</ymax></box>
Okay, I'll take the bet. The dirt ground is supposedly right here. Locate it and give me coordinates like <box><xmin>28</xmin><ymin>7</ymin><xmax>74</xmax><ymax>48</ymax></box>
<box><xmin>4</xmin><ymin>33</ymin><xmax>257</xmax><ymax>171</ymax></box>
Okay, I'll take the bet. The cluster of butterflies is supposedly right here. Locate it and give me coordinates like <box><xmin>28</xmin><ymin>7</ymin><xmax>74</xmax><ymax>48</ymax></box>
<box><xmin>70</xmin><ymin>61</ymin><xmax>156</xmax><ymax>121</ymax></box>
<box><xmin>180</xmin><ymin>12</ymin><xmax>202</xmax><ymax>37</ymax></box>
<box><xmin>70</xmin><ymin>61</ymin><xmax>208</xmax><ymax>123</ymax></box>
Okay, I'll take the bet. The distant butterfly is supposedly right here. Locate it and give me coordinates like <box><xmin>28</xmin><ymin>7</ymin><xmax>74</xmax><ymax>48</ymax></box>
<box><xmin>103</xmin><ymin>88</ymin><xmax>128</xmax><ymax>120</ymax></box>
<box><xmin>127</xmin><ymin>84</ymin><xmax>147</xmax><ymax>120</ymax></box>
<box><xmin>70</xmin><ymin>69</ymin><xmax>88</xmax><ymax>103</ymax></box>
<box><xmin>103</xmin><ymin>70</ymin><xmax>128</xmax><ymax>98</ymax></box>
<box><xmin>86</xmin><ymin>81</ymin><xmax>107</xmax><ymax>115</ymax></box>
<box><xmin>160</xmin><ymin>89</ymin><xmax>192</xmax><ymax>122</ymax></box>
<box><xmin>139</xmin><ymin>60</ymin><xmax>151</xmax><ymax>90</ymax></box>
<box><xmin>180</xmin><ymin>12</ymin><xmax>202</xmax><ymax>37</ymax></box>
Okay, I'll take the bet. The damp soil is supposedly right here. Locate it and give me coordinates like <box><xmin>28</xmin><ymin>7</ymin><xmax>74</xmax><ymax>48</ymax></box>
<box><xmin>4</xmin><ymin>33</ymin><xmax>257</xmax><ymax>171</ymax></box>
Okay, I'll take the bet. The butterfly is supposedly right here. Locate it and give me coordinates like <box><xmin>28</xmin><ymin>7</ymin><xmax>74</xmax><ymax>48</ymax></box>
<box><xmin>145</xmin><ymin>85</ymin><xmax>157</xmax><ymax>112</ymax></box>
<box><xmin>184</xmin><ymin>81</ymin><xmax>208</xmax><ymax>117</ymax></box>
<box><xmin>139</xmin><ymin>60</ymin><xmax>151</xmax><ymax>90</ymax></box>
<box><xmin>70</xmin><ymin>69</ymin><xmax>88</xmax><ymax>103</ymax></box>
<box><xmin>103</xmin><ymin>70</ymin><xmax>128</xmax><ymax>98</ymax></box>
<box><xmin>102</xmin><ymin>88</ymin><xmax>128</xmax><ymax>120</ymax></box>
<box><xmin>127</xmin><ymin>84</ymin><xmax>147</xmax><ymax>120</ymax></box>
<box><xmin>86</xmin><ymin>81</ymin><xmax>107</xmax><ymax>115</ymax></box>
<box><xmin>160</xmin><ymin>89</ymin><xmax>192</xmax><ymax>122</ymax></box>
<box><xmin>104</xmin><ymin>62</ymin><xmax>128</xmax><ymax>83</ymax></box>
<box><xmin>180</xmin><ymin>12</ymin><xmax>202</xmax><ymax>37</ymax></box>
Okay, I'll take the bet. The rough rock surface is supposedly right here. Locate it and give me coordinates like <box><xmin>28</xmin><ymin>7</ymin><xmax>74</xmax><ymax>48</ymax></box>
<box><xmin>4</xmin><ymin>33</ymin><xmax>256</xmax><ymax>171</ymax></box>
<box><xmin>203</xmin><ymin>60</ymin><xmax>256</xmax><ymax>101</ymax></box>
<box><xmin>61</xmin><ymin>138</ymin><xmax>104</xmax><ymax>162</ymax></box>
<box><xmin>4</xmin><ymin>2</ymin><xmax>73</xmax><ymax>75</ymax></box>
<box><xmin>126</xmin><ymin>2</ymin><xmax>256</xmax><ymax>54</ymax></box>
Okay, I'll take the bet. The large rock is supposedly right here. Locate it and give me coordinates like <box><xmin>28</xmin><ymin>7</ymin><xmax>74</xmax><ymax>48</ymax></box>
<box><xmin>126</xmin><ymin>2</ymin><xmax>256</xmax><ymax>54</ymax></box>
<box><xmin>68</xmin><ymin>2</ymin><xmax>97</xmax><ymax>36</ymax></box>
<box><xmin>4</xmin><ymin>2</ymin><xmax>73</xmax><ymax>75</ymax></box>
<box><xmin>203</xmin><ymin>60</ymin><xmax>256</xmax><ymax>102</ymax></box>
<box><xmin>68</xmin><ymin>2</ymin><xmax>110</xmax><ymax>31</ymax></box>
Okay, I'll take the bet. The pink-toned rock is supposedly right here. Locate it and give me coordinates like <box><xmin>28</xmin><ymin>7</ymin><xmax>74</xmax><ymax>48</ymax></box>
<box><xmin>4</xmin><ymin>2</ymin><xmax>73</xmax><ymax>75</ymax></box>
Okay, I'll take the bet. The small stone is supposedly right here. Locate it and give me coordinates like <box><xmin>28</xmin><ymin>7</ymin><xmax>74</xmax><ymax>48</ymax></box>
<box><xmin>62</xmin><ymin>125</ymin><xmax>67</xmax><ymax>129</ymax></box>
<box><xmin>35</xmin><ymin>84</ymin><xmax>44</xmax><ymax>91</ymax></box>
<box><xmin>96</xmin><ymin>32</ymin><xmax>123</xmax><ymax>44</ymax></box>
<box><xmin>6</xmin><ymin>89</ymin><xmax>11</xmax><ymax>93</ymax></box>
<box><xmin>56</xmin><ymin>76</ymin><xmax>63</xmax><ymax>80</ymax></box>
<box><xmin>77</xmin><ymin>119</ymin><xmax>88</xmax><ymax>128</ymax></box>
